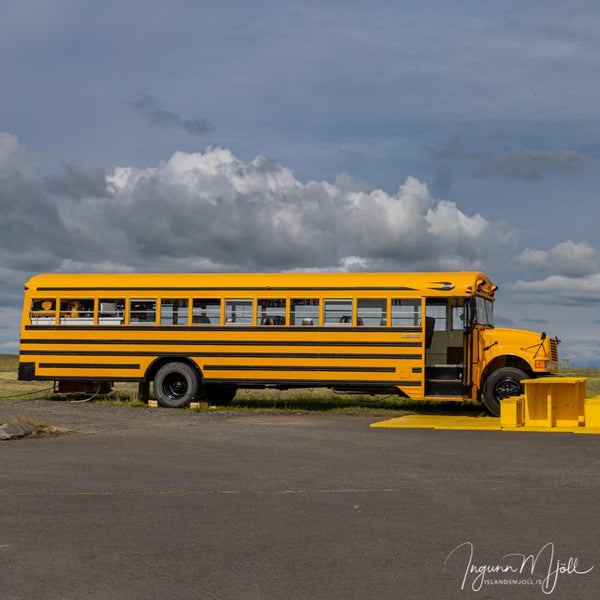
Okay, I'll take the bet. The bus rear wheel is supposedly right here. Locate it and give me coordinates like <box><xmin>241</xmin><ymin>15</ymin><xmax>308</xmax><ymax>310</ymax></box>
<box><xmin>483</xmin><ymin>367</ymin><xmax>527</xmax><ymax>417</ymax></box>
<box><xmin>154</xmin><ymin>362</ymin><xmax>201</xmax><ymax>408</ymax></box>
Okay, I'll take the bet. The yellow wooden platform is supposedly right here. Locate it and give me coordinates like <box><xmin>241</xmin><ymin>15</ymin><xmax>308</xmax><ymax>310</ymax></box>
<box><xmin>372</xmin><ymin>378</ymin><xmax>600</xmax><ymax>434</ymax></box>
<box><xmin>370</xmin><ymin>413</ymin><xmax>600</xmax><ymax>434</ymax></box>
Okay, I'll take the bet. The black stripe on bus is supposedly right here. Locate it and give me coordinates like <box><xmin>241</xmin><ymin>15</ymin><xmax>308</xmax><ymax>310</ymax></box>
<box><xmin>21</xmin><ymin>350</ymin><xmax>422</xmax><ymax>360</ymax></box>
<box><xmin>203</xmin><ymin>365</ymin><xmax>396</xmax><ymax>373</ymax></box>
<box><xmin>21</xmin><ymin>338</ymin><xmax>423</xmax><ymax>349</ymax></box>
<box><xmin>203</xmin><ymin>378</ymin><xmax>422</xmax><ymax>387</ymax></box>
<box><xmin>24</xmin><ymin>325</ymin><xmax>423</xmax><ymax>334</ymax></box>
<box><xmin>35</xmin><ymin>286</ymin><xmax>417</xmax><ymax>292</ymax></box>
<box><xmin>33</xmin><ymin>375</ymin><xmax>140</xmax><ymax>383</ymax></box>
<box><xmin>38</xmin><ymin>363</ymin><xmax>139</xmax><ymax>370</ymax></box>
<box><xmin>30</xmin><ymin>375</ymin><xmax>420</xmax><ymax>388</ymax></box>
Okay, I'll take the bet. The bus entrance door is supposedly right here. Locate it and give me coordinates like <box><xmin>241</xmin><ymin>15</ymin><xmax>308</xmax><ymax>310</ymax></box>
<box><xmin>424</xmin><ymin>298</ymin><xmax>466</xmax><ymax>397</ymax></box>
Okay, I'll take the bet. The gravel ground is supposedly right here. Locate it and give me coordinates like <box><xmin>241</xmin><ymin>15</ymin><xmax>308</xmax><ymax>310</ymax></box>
<box><xmin>0</xmin><ymin>397</ymin><xmax>243</xmax><ymax>436</ymax></box>
<box><xmin>0</xmin><ymin>397</ymin><xmax>367</xmax><ymax>438</ymax></box>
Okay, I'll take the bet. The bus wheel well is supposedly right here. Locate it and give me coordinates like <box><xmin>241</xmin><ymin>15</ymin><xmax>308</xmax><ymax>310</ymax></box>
<box><xmin>482</xmin><ymin>356</ymin><xmax>533</xmax><ymax>383</ymax></box>
<box><xmin>146</xmin><ymin>357</ymin><xmax>203</xmax><ymax>384</ymax></box>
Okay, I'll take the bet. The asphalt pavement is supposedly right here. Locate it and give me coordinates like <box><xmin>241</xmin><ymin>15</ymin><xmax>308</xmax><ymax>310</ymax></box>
<box><xmin>1</xmin><ymin>401</ymin><xmax>600</xmax><ymax>599</ymax></box>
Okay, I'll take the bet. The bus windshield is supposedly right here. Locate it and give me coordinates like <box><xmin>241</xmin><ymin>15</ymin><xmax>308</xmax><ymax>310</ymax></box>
<box><xmin>474</xmin><ymin>296</ymin><xmax>494</xmax><ymax>327</ymax></box>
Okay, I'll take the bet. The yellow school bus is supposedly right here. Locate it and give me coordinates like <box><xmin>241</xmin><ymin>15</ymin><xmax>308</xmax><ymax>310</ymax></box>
<box><xmin>18</xmin><ymin>271</ymin><xmax>559</xmax><ymax>415</ymax></box>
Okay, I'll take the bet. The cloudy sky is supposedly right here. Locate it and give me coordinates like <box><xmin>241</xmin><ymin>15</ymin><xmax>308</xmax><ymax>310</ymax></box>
<box><xmin>2</xmin><ymin>0</ymin><xmax>600</xmax><ymax>365</ymax></box>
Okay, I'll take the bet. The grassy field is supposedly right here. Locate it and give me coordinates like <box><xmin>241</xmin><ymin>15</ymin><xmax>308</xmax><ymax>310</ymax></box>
<box><xmin>2</xmin><ymin>353</ymin><xmax>600</xmax><ymax>414</ymax></box>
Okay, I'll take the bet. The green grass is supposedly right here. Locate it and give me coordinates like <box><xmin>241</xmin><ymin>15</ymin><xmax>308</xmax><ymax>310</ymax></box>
<box><xmin>228</xmin><ymin>388</ymin><xmax>485</xmax><ymax>415</ymax></box>
<box><xmin>0</xmin><ymin>354</ymin><xmax>56</xmax><ymax>399</ymax></box>
<box><xmin>555</xmin><ymin>367</ymin><xmax>600</xmax><ymax>396</ymax></box>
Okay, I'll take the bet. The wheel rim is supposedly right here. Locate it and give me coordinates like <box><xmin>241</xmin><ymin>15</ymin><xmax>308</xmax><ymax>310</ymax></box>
<box><xmin>494</xmin><ymin>377</ymin><xmax>521</xmax><ymax>400</ymax></box>
<box><xmin>162</xmin><ymin>373</ymin><xmax>188</xmax><ymax>400</ymax></box>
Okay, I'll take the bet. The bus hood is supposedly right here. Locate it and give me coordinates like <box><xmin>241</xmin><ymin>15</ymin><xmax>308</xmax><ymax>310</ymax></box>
<box><xmin>481</xmin><ymin>327</ymin><xmax>559</xmax><ymax>370</ymax></box>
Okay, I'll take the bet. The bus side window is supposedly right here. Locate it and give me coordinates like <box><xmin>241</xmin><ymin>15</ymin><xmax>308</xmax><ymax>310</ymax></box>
<box><xmin>30</xmin><ymin>299</ymin><xmax>56</xmax><ymax>324</ymax></box>
<box><xmin>129</xmin><ymin>299</ymin><xmax>156</xmax><ymax>324</ymax></box>
<box><xmin>425</xmin><ymin>302</ymin><xmax>447</xmax><ymax>331</ymax></box>
<box><xmin>391</xmin><ymin>299</ymin><xmax>421</xmax><ymax>327</ymax></box>
<box><xmin>357</xmin><ymin>299</ymin><xmax>386</xmax><ymax>326</ymax></box>
<box><xmin>291</xmin><ymin>299</ymin><xmax>319</xmax><ymax>326</ymax></box>
<box><xmin>225</xmin><ymin>299</ymin><xmax>253</xmax><ymax>325</ymax></box>
<box><xmin>192</xmin><ymin>299</ymin><xmax>221</xmax><ymax>325</ymax></box>
<box><xmin>99</xmin><ymin>299</ymin><xmax>125</xmax><ymax>325</ymax></box>
<box><xmin>161</xmin><ymin>299</ymin><xmax>189</xmax><ymax>325</ymax></box>
<box><xmin>59</xmin><ymin>299</ymin><xmax>95</xmax><ymax>324</ymax></box>
<box><xmin>324</xmin><ymin>299</ymin><xmax>352</xmax><ymax>325</ymax></box>
<box><xmin>258</xmin><ymin>299</ymin><xmax>286</xmax><ymax>325</ymax></box>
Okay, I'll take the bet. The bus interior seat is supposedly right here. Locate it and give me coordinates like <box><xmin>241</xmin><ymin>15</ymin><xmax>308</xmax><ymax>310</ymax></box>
<box><xmin>261</xmin><ymin>316</ymin><xmax>285</xmax><ymax>325</ymax></box>
<box><xmin>425</xmin><ymin>316</ymin><xmax>435</xmax><ymax>348</ymax></box>
<box><xmin>193</xmin><ymin>315</ymin><xmax>211</xmax><ymax>324</ymax></box>
<box><xmin>447</xmin><ymin>346</ymin><xmax>463</xmax><ymax>363</ymax></box>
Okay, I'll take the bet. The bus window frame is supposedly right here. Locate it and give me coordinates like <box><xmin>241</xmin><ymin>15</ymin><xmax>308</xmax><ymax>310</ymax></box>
<box><xmin>257</xmin><ymin>298</ymin><xmax>287</xmax><ymax>326</ymax></box>
<box><xmin>192</xmin><ymin>298</ymin><xmax>222</xmax><ymax>326</ymax></box>
<box><xmin>30</xmin><ymin>298</ymin><xmax>58</xmax><ymax>325</ymax></box>
<box><xmin>225</xmin><ymin>298</ymin><xmax>254</xmax><ymax>326</ymax></box>
<box><xmin>290</xmin><ymin>298</ymin><xmax>320</xmax><ymax>326</ymax></box>
<box><xmin>59</xmin><ymin>298</ymin><xmax>95</xmax><ymax>325</ymax></box>
<box><xmin>129</xmin><ymin>299</ymin><xmax>157</xmax><ymax>325</ymax></box>
<box><xmin>391</xmin><ymin>298</ymin><xmax>422</xmax><ymax>328</ymax></box>
<box><xmin>356</xmin><ymin>298</ymin><xmax>387</xmax><ymax>327</ymax></box>
<box><xmin>324</xmin><ymin>298</ymin><xmax>353</xmax><ymax>326</ymax></box>
<box><xmin>160</xmin><ymin>298</ymin><xmax>190</xmax><ymax>326</ymax></box>
<box><xmin>98</xmin><ymin>298</ymin><xmax>126</xmax><ymax>325</ymax></box>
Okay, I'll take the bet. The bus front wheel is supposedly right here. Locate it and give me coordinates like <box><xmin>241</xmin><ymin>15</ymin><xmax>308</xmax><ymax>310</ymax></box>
<box><xmin>154</xmin><ymin>362</ymin><xmax>201</xmax><ymax>408</ymax></box>
<box><xmin>483</xmin><ymin>367</ymin><xmax>527</xmax><ymax>417</ymax></box>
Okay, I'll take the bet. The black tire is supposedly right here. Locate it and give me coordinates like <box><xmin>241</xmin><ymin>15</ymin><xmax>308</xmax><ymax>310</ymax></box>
<box><xmin>483</xmin><ymin>367</ymin><xmax>527</xmax><ymax>417</ymax></box>
<box><xmin>205</xmin><ymin>384</ymin><xmax>237</xmax><ymax>405</ymax></box>
<box><xmin>154</xmin><ymin>362</ymin><xmax>201</xmax><ymax>408</ymax></box>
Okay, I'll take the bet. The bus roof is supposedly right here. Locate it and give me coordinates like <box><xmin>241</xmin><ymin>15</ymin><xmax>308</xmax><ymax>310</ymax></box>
<box><xmin>24</xmin><ymin>271</ymin><xmax>496</xmax><ymax>298</ymax></box>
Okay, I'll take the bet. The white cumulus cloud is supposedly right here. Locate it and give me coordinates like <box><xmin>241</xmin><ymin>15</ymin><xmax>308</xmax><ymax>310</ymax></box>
<box><xmin>510</xmin><ymin>274</ymin><xmax>600</xmax><ymax>306</ymax></box>
<box><xmin>0</xmin><ymin>134</ymin><xmax>501</xmax><ymax>287</ymax></box>
<box><xmin>515</xmin><ymin>240</ymin><xmax>600</xmax><ymax>277</ymax></box>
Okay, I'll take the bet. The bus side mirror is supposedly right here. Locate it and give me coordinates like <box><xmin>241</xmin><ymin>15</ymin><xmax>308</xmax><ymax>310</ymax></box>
<box><xmin>540</xmin><ymin>332</ymin><xmax>547</xmax><ymax>341</ymax></box>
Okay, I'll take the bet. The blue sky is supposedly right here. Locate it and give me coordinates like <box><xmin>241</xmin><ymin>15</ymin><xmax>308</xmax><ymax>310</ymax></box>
<box><xmin>2</xmin><ymin>0</ymin><xmax>600</xmax><ymax>364</ymax></box>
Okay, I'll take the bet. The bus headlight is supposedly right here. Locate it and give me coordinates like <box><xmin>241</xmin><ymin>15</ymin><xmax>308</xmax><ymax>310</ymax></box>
<box><xmin>535</xmin><ymin>360</ymin><xmax>550</xmax><ymax>369</ymax></box>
